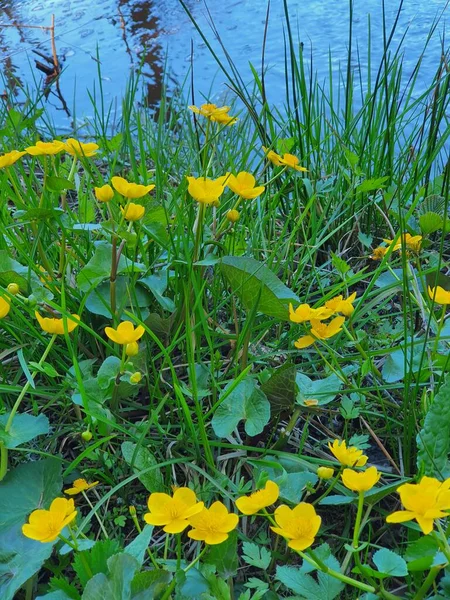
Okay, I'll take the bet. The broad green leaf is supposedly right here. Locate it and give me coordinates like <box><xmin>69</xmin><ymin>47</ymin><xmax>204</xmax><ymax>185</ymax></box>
<box><xmin>212</xmin><ymin>378</ymin><xmax>270</xmax><ymax>438</ymax></box>
<box><xmin>0</xmin><ymin>412</ymin><xmax>49</xmax><ymax>449</ymax></box>
<box><xmin>36</xmin><ymin>593</ymin><xmax>75</xmax><ymax>600</ymax></box>
<box><xmin>372</xmin><ymin>548</ymin><xmax>408</xmax><ymax>578</ymax></box>
<box><xmin>124</xmin><ymin>525</ymin><xmax>153</xmax><ymax>567</ymax></box>
<box><xmin>276</xmin><ymin>138</ymin><xmax>295</xmax><ymax>154</ymax></box>
<box><xmin>276</xmin><ymin>564</ymin><xmax>344</xmax><ymax>599</ymax></box>
<box><xmin>417</xmin><ymin>373</ymin><xmax>450</xmax><ymax>476</ymax></box>
<box><xmin>82</xmin><ymin>553</ymin><xmax>139</xmax><ymax>600</ymax></box>
<box><xmin>405</xmin><ymin>536</ymin><xmax>440</xmax><ymax>572</ymax></box>
<box><xmin>204</xmin><ymin>531</ymin><xmax>238</xmax><ymax>578</ymax></box>
<box><xmin>0</xmin><ymin>459</ymin><xmax>62</xmax><ymax>600</ymax></box>
<box><xmin>77</xmin><ymin>242</ymin><xmax>145</xmax><ymax>292</ymax></box>
<box><xmin>319</xmin><ymin>494</ymin><xmax>355</xmax><ymax>506</ymax></box>
<box><xmin>358</xmin><ymin>232</ymin><xmax>373</xmax><ymax>248</ymax></box>
<box><xmin>73</xmin><ymin>539</ymin><xmax>121</xmax><ymax>587</ymax></box>
<box><xmin>121</xmin><ymin>442</ymin><xmax>164</xmax><ymax>492</ymax></box>
<box><xmin>139</xmin><ymin>274</ymin><xmax>175</xmax><ymax>312</ymax></box>
<box><xmin>419</xmin><ymin>211</ymin><xmax>444</xmax><ymax>234</ymax></box>
<box><xmin>45</xmin><ymin>176</ymin><xmax>75</xmax><ymax>192</ymax></box>
<box><xmin>85</xmin><ymin>277</ymin><xmax>153</xmax><ymax>318</ymax></box>
<box><xmin>97</xmin><ymin>357</ymin><xmax>121</xmax><ymax>390</ymax></box>
<box><xmin>295</xmin><ymin>372</ymin><xmax>343</xmax><ymax>406</ymax></box>
<box><xmin>261</xmin><ymin>364</ymin><xmax>297</xmax><ymax>413</ymax></box>
<box><xmin>242</xmin><ymin>542</ymin><xmax>271</xmax><ymax>570</ymax></box>
<box><xmin>356</xmin><ymin>177</ymin><xmax>389</xmax><ymax>193</ymax></box>
<box><xmin>130</xmin><ymin>570</ymin><xmax>171</xmax><ymax>599</ymax></box>
<box><xmin>219</xmin><ymin>256</ymin><xmax>299</xmax><ymax>320</ymax></box>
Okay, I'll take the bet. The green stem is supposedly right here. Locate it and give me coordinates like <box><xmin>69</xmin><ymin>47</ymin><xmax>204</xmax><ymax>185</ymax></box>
<box><xmin>413</xmin><ymin>566</ymin><xmax>442</xmax><ymax>600</ymax></box>
<box><xmin>432</xmin><ymin>305</ymin><xmax>447</xmax><ymax>355</ymax></box>
<box><xmin>82</xmin><ymin>492</ymin><xmax>109</xmax><ymax>539</ymax></box>
<box><xmin>313</xmin><ymin>468</ymin><xmax>342</xmax><ymax>505</ymax></box>
<box><xmin>0</xmin><ymin>333</ymin><xmax>57</xmax><ymax>481</ymax></box>
<box><xmin>353</xmin><ymin>491</ymin><xmax>365</xmax><ymax>548</ymax></box>
<box><xmin>299</xmin><ymin>550</ymin><xmax>375</xmax><ymax>594</ymax></box>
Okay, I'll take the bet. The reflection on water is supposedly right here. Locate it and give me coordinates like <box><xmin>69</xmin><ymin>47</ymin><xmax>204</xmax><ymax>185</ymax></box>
<box><xmin>0</xmin><ymin>0</ymin><xmax>447</xmax><ymax>130</ymax></box>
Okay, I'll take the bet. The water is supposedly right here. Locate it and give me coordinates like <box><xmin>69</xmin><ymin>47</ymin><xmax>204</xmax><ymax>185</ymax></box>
<box><xmin>0</xmin><ymin>0</ymin><xmax>447</xmax><ymax>131</ymax></box>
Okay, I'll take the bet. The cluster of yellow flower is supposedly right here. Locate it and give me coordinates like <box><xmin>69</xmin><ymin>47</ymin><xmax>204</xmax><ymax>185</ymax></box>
<box><xmin>94</xmin><ymin>176</ymin><xmax>155</xmax><ymax>221</ymax></box>
<box><xmin>370</xmin><ymin>232</ymin><xmax>422</xmax><ymax>260</ymax></box>
<box><xmin>289</xmin><ymin>292</ymin><xmax>356</xmax><ymax>348</ymax></box>
<box><xmin>0</xmin><ymin>139</ymin><xmax>99</xmax><ymax>168</ymax></box>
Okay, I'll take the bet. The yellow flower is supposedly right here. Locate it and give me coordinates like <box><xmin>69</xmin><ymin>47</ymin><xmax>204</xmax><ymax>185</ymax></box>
<box><xmin>130</xmin><ymin>372</ymin><xmax>142</xmax><ymax>384</ymax></box>
<box><xmin>26</xmin><ymin>140</ymin><xmax>65</xmax><ymax>156</ymax></box>
<box><xmin>22</xmin><ymin>498</ymin><xmax>77</xmax><ymax>543</ymax></box>
<box><xmin>64</xmin><ymin>138</ymin><xmax>99</xmax><ymax>157</ymax></box>
<box><xmin>111</xmin><ymin>176</ymin><xmax>155</xmax><ymax>199</ymax></box>
<box><xmin>0</xmin><ymin>296</ymin><xmax>11</xmax><ymax>319</ymax></box>
<box><xmin>288</xmin><ymin>303</ymin><xmax>333</xmax><ymax>323</ymax></box>
<box><xmin>370</xmin><ymin>246</ymin><xmax>388</xmax><ymax>260</ymax></box>
<box><xmin>126</xmin><ymin>341</ymin><xmax>139</xmax><ymax>356</ymax></box>
<box><xmin>235</xmin><ymin>480</ymin><xmax>279</xmax><ymax>515</ymax></box>
<box><xmin>262</xmin><ymin>147</ymin><xmax>284</xmax><ymax>166</ymax></box>
<box><xmin>428</xmin><ymin>286</ymin><xmax>450</xmax><ymax>306</ymax></box>
<box><xmin>105</xmin><ymin>320</ymin><xmax>145</xmax><ymax>345</ymax></box>
<box><xmin>227</xmin><ymin>209</ymin><xmax>240</xmax><ymax>223</ymax></box>
<box><xmin>271</xmin><ymin>502</ymin><xmax>321</xmax><ymax>551</ymax></box>
<box><xmin>0</xmin><ymin>150</ymin><xmax>26</xmax><ymax>168</ymax></box>
<box><xmin>328</xmin><ymin>439</ymin><xmax>368</xmax><ymax>468</ymax></box>
<box><xmin>188</xmin><ymin>501</ymin><xmax>239</xmax><ymax>544</ymax></box>
<box><xmin>65</xmin><ymin>478</ymin><xmax>99</xmax><ymax>496</ymax></box>
<box><xmin>317</xmin><ymin>466</ymin><xmax>334</xmax><ymax>480</ymax></box>
<box><xmin>341</xmin><ymin>466</ymin><xmax>380</xmax><ymax>492</ymax></box>
<box><xmin>144</xmin><ymin>487</ymin><xmax>204</xmax><ymax>533</ymax></box>
<box><xmin>383</xmin><ymin>233</ymin><xmax>422</xmax><ymax>254</ymax></box>
<box><xmin>186</xmin><ymin>175</ymin><xmax>229</xmax><ymax>205</ymax></box>
<box><xmin>386</xmin><ymin>476</ymin><xmax>450</xmax><ymax>535</ymax></box>
<box><xmin>303</xmin><ymin>399</ymin><xmax>319</xmax><ymax>407</ymax></box>
<box><xmin>35</xmin><ymin>311</ymin><xmax>80</xmax><ymax>334</ymax></box>
<box><xmin>120</xmin><ymin>202</ymin><xmax>145</xmax><ymax>221</ymax></box>
<box><xmin>7</xmin><ymin>283</ymin><xmax>20</xmax><ymax>295</ymax></box>
<box><xmin>189</xmin><ymin>103</ymin><xmax>237</xmax><ymax>125</ymax></box>
<box><xmin>278</xmin><ymin>153</ymin><xmax>308</xmax><ymax>172</ymax></box>
<box><xmin>294</xmin><ymin>316</ymin><xmax>345</xmax><ymax>349</ymax></box>
<box><xmin>227</xmin><ymin>172</ymin><xmax>265</xmax><ymax>200</ymax></box>
<box><xmin>95</xmin><ymin>184</ymin><xmax>114</xmax><ymax>203</ymax></box>
<box><xmin>325</xmin><ymin>292</ymin><xmax>357</xmax><ymax>316</ymax></box>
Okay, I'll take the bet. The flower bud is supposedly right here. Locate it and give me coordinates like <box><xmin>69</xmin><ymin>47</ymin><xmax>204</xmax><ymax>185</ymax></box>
<box><xmin>317</xmin><ymin>466</ymin><xmax>334</xmax><ymax>480</ymax></box>
<box><xmin>130</xmin><ymin>372</ymin><xmax>142</xmax><ymax>384</ymax></box>
<box><xmin>129</xmin><ymin>505</ymin><xmax>137</xmax><ymax>517</ymax></box>
<box><xmin>126</xmin><ymin>342</ymin><xmax>139</xmax><ymax>357</ymax></box>
<box><xmin>94</xmin><ymin>184</ymin><xmax>114</xmax><ymax>203</ymax></box>
<box><xmin>7</xmin><ymin>283</ymin><xmax>20</xmax><ymax>295</ymax></box>
<box><xmin>227</xmin><ymin>209</ymin><xmax>240</xmax><ymax>223</ymax></box>
<box><xmin>81</xmin><ymin>430</ymin><xmax>93</xmax><ymax>442</ymax></box>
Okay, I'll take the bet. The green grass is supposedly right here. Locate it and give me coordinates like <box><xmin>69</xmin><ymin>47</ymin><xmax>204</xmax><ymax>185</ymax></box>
<box><xmin>0</xmin><ymin>1</ymin><xmax>450</xmax><ymax>598</ymax></box>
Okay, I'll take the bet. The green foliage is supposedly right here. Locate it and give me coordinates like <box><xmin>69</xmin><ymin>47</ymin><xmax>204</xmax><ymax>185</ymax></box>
<box><xmin>371</xmin><ymin>548</ymin><xmax>408</xmax><ymax>578</ymax></box>
<box><xmin>220</xmin><ymin>256</ymin><xmax>299</xmax><ymax>321</ymax></box>
<box><xmin>121</xmin><ymin>442</ymin><xmax>164</xmax><ymax>492</ymax></box>
<box><xmin>212</xmin><ymin>378</ymin><xmax>270</xmax><ymax>438</ymax></box>
<box><xmin>295</xmin><ymin>372</ymin><xmax>343</xmax><ymax>406</ymax></box>
<box><xmin>0</xmin><ymin>412</ymin><xmax>49</xmax><ymax>448</ymax></box>
<box><xmin>0</xmin><ymin>459</ymin><xmax>61</xmax><ymax>600</ymax></box>
<box><xmin>204</xmin><ymin>532</ymin><xmax>238</xmax><ymax>578</ymax></box>
<box><xmin>241</xmin><ymin>542</ymin><xmax>271</xmax><ymax>570</ymax></box>
<box><xmin>81</xmin><ymin>553</ymin><xmax>140</xmax><ymax>599</ymax></box>
<box><xmin>417</xmin><ymin>374</ymin><xmax>450</xmax><ymax>476</ymax></box>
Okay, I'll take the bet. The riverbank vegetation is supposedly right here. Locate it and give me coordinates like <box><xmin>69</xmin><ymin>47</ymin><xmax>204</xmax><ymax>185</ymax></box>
<box><xmin>1</xmin><ymin>1</ymin><xmax>450</xmax><ymax>598</ymax></box>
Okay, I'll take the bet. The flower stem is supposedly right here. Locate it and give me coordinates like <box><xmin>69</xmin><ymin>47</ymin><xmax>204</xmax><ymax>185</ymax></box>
<box><xmin>0</xmin><ymin>333</ymin><xmax>57</xmax><ymax>481</ymax></box>
<box><xmin>353</xmin><ymin>491</ymin><xmax>365</xmax><ymax>548</ymax></box>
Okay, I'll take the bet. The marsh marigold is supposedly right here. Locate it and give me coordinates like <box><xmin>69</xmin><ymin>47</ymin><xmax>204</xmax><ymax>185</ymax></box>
<box><xmin>65</xmin><ymin>478</ymin><xmax>99</xmax><ymax>496</ymax></box>
<box><xmin>22</xmin><ymin>498</ymin><xmax>77</xmax><ymax>543</ymax></box>
<box><xmin>341</xmin><ymin>466</ymin><xmax>380</xmax><ymax>492</ymax></box>
<box><xmin>428</xmin><ymin>286</ymin><xmax>450</xmax><ymax>306</ymax></box>
<box><xmin>328</xmin><ymin>439</ymin><xmax>368</xmax><ymax>467</ymax></box>
<box><xmin>95</xmin><ymin>184</ymin><xmax>114</xmax><ymax>203</ymax></box>
<box><xmin>235</xmin><ymin>480</ymin><xmax>279</xmax><ymax>515</ymax></box>
<box><xmin>105</xmin><ymin>321</ymin><xmax>144</xmax><ymax>345</ymax></box>
<box><xmin>189</xmin><ymin>103</ymin><xmax>237</xmax><ymax>125</ymax></box>
<box><xmin>120</xmin><ymin>202</ymin><xmax>145</xmax><ymax>221</ymax></box>
<box><xmin>0</xmin><ymin>150</ymin><xmax>26</xmax><ymax>168</ymax></box>
<box><xmin>26</xmin><ymin>140</ymin><xmax>65</xmax><ymax>156</ymax></box>
<box><xmin>325</xmin><ymin>292</ymin><xmax>357</xmax><ymax>316</ymax></box>
<box><xmin>271</xmin><ymin>502</ymin><xmax>321</xmax><ymax>551</ymax></box>
<box><xmin>262</xmin><ymin>147</ymin><xmax>307</xmax><ymax>172</ymax></box>
<box><xmin>289</xmin><ymin>302</ymin><xmax>332</xmax><ymax>323</ymax></box>
<box><xmin>186</xmin><ymin>175</ymin><xmax>229</xmax><ymax>205</ymax></box>
<box><xmin>144</xmin><ymin>487</ymin><xmax>204</xmax><ymax>533</ymax></box>
<box><xmin>294</xmin><ymin>316</ymin><xmax>345</xmax><ymax>349</ymax></box>
<box><xmin>111</xmin><ymin>176</ymin><xmax>155</xmax><ymax>199</ymax></box>
<box><xmin>0</xmin><ymin>297</ymin><xmax>11</xmax><ymax>319</ymax></box>
<box><xmin>188</xmin><ymin>501</ymin><xmax>239</xmax><ymax>545</ymax></box>
<box><xmin>386</xmin><ymin>476</ymin><xmax>450</xmax><ymax>535</ymax></box>
<box><xmin>383</xmin><ymin>232</ymin><xmax>422</xmax><ymax>254</ymax></box>
<box><xmin>64</xmin><ymin>138</ymin><xmax>98</xmax><ymax>157</ymax></box>
<box><xmin>35</xmin><ymin>311</ymin><xmax>80</xmax><ymax>334</ymax></box>
<box><xmin>227</xmin><ymin>172</ymin><xmax>265</xmax><ymax>200</ymax></box>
